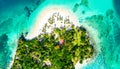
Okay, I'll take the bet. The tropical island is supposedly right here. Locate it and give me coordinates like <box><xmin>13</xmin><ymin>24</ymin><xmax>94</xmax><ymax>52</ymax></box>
<box><xmin>12</xmin><ymin>11</ymin><xmax>95</xmax><ymax>69</ymax></box>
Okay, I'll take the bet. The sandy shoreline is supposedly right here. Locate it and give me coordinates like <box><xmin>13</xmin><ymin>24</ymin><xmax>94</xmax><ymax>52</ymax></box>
<box><xmin>24</xmin><ymin>5</ymin><xmax>98</xmax><ymax>69</ymax></box>
<box><xmin>25</xmin><ymin>5</ymin><xmax>80</xmax><ymax>40</ymax></box>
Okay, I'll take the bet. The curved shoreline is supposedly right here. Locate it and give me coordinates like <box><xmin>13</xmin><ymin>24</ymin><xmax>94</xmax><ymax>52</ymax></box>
<box><xmin>23</xmin><ymin>5</ymin><xmax>99</xmax><ymax>69</ymax></box>
<box><xmin>25</xmin><ymin>5</ymin><xmax>80</xmax><ymax>40</ymax></box>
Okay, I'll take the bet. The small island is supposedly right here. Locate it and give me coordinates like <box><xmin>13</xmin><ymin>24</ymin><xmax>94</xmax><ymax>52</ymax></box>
<box><xmin>12</xmin><ymin>12</ymin><xmax>94</xmax><ymax>69</ymax></box>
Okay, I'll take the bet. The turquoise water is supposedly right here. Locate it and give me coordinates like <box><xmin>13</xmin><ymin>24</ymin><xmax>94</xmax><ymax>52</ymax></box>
<box><xmin>0</xmin><ymin>0</ymin><xmax>120</xmax><ymax>69</ymax></box>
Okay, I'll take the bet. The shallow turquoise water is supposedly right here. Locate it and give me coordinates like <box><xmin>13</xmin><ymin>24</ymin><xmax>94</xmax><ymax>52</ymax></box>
<box><xmin>0</xmin><ymin>0</ymin><xmax>120</xmax><ymax>69</ymax></box>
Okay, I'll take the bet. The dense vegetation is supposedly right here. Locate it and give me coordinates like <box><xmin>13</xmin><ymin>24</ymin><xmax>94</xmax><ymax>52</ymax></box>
<box><xmin>12</xmin><ymin>26</ymin><xmax>94</xmax><ymax>69</ymax></box>
<box><xmin>12</xmin><ymin>12</ymin><xmax>94</xmax><ymax>69</ymax></box>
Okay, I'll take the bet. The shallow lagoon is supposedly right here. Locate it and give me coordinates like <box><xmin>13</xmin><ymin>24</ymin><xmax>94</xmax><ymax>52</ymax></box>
<box><xmin>0</xmin><ymin>0</ymin><xmax>120</xmax><ymax>69</ymax></box>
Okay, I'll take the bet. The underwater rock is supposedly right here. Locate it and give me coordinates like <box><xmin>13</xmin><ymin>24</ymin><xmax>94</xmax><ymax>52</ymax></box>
<box><xmin>73</xmin><ymin>3</ymin><xmax>79</xmax><ymax>12</ymax></box>
<box><xmin>82</xmin><ymin>10</ymin><xmax>86</xmax><ymax>14</ymax></box>
<box><xmin>0</xmin><ymin>34</ymin><xmax>8</xmax><ymax>52</ymax></box>
<box><xmin>24</xmin><ymin>6</ymin><xmax>33</xmax><ymax>17</ymax></box>
<box><xmin>106</xmin><ymin>9</ymin><xmax>114</xmax><ymax>19</ymax></box>
<box><xmin>36</xmin><ymin>0</ymin><xmax>46</xmax><ymax>6</ymax></box>
<box><xmin>80</xmin><ymin>0</ymin><xmax>89</xmax><ymax>7</ymax></box>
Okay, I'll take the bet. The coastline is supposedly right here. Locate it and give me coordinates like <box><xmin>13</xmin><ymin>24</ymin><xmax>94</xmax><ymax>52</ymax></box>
<box><xmin>24</xmin><ymin>5</ymin><xmax>98</xmax><ymax>69</ymax></box>
<box><xmin>0</xmin><ymin>0</ymin><xmax>116</xmax><ymax>69</ymax></box>
<box><xmin>25</xmin><ymin>5</ymin><xmax>80</xmax><ymax>40</ymax></box>
<box><xmin>82</xmin><ymin>23</ymin><xmax>101</xmax><ymax>54</ymax></box>
<box><xmin>75</xmin><ymin>58</ymin><xmax>92</xmax><ymax>69</ymax></box>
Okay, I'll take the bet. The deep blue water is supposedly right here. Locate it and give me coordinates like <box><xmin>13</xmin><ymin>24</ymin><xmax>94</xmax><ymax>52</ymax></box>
<box><xmin>0</xmin><ymin>0</ymin><xmax>120</xmax><ymax>69</ymax></box>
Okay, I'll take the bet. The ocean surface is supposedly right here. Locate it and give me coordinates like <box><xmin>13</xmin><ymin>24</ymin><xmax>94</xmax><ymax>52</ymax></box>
<box><xmin>0</xmin><ymin>0</ymin><xmax>120</xmax><ymax>69</ymax></box>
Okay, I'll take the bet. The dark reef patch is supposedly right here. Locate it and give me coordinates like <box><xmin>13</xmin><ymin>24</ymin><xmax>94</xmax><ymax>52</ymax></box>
<box><xmin>113</xmin><ymin>0</ymin><xmax>120</xmax><ymax>17</ymax></box>
<box><xmin>0</xmin><ymin>34</ymin><xmax>8</xmax><ymax>52</ymax></box>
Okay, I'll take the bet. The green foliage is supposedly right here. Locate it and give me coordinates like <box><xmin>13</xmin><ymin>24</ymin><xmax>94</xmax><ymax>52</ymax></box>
<box><xmin>12</xmin><ymin>26</ymin><xmax>94</xmax><ymax>69</ymax></box>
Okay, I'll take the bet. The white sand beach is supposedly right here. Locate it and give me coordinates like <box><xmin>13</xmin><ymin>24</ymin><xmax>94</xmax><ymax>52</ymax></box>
<box><xmin>75</xmin><ymin>58</ymin><xmax>91</xmax><ymax>69</ymax></box>
<box><xmin>25</xmin><ymin>5</ymin><xmax>80</xmax><ymax>40</ymax></box>
<box><xmin>25</xmin><ymin>5</ymin><xmax>97</xmax><ymax>69</ymax></box>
